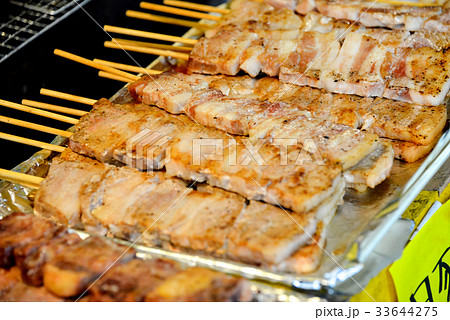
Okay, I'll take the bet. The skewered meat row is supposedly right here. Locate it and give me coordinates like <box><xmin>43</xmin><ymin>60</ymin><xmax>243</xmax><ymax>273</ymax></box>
<box><xmin>228</xmin><ymin>0</ymin><xmax>450</xmax><ymax>33</ymax></box>
<box><xmin>0</xmin><ymin>212</ymin><xmax>250</xmax><ymax>301</ymax></box>
<box><xmin>128</xmin><ymin>72</ymin><xmax>447</xmax><ymax>149</ymax></box>
<box><xmin>129</xmin><ymin>71</ymin><xmax>445</xmax><ymax>162</ymax></box>
<box><xmin>69</xmin><ymin>99</ymin><xmax>345</xmax><ymax>212</ymax></box>
<box><xmin>210</xmin><ymin>2</ymin><xmax>450</xmax><ymax>51</ymax></box>
<box><xmin>71</xmin><ymin>87</ymin><xmax>391</xmax><ymax>192</ymax></box>
<box><xmin>128</xmin><ymin>72</ymin><xmax>388</xmax><ymax>170</ymax></box>
<box><xmin>34</xmin><ymin>152</ymin><xmax>340</xmax><ymax>274</ymax></box>
<box><xmin>188</xmin><ymin>24</ymin><xmax>450</xmax><ymax>106</ymax></box>
<box><xmin>296</xmin><ymin>0</ymin><xmax>450</xmax><ymax>32</ymax></box>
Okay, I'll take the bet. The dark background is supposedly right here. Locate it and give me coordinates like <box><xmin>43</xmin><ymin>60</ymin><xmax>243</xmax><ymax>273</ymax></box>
<box><xmin>0</xmin><ymin>0</ymin><xmax>223</xmax><ymax>169</ymax></box>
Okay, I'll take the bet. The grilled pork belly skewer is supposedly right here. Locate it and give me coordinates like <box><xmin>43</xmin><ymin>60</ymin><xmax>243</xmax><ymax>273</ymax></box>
<box><xmin>43</xmin><ymin>153</ymin><xmax>338</xmax><ymax>271</ymax></box>
<box><xmin>117</xmin><ymin>28</ymin><xmax>450</xmax><ymax>106</ymax></box>
<box><xmin>127</xmin><ymin>71</ymin><xmax>444</xmax><ymax>163</ymax></box>
<box><xmin>32</xmin><ymin>74</ymin><xmax>390</xmax><ymax>189</ymax></box>
<box><xmin>301</xmin><ymin>0</ymin><xmax>450</xmax><ymax>32</ymax></box>
<box><xmin>187</xmin><ymin>28</ymin><xmax>450</xmax><ymax>106</ymax></box>
<box><xmin>0</xmin><ymin>153</ymin><xmax>339</xmax><ymax>274</ymax></box>
<box><xmin>0</xmin><ymin>96</ymin><xmax>345</xmax><ymax>212</ymax></box>
<box><xmin>128</xmin><ymin>72</ymin><xmax>393</xmax><ymax>186</ymax></box>
<box><xmin>0</xmin><ymin>213</ymin><xmax>250</xmax><ymax>301</ymax></box>
<box><xmin>1</xmin><ymin>91</ymin><xmax>387</xmax><ymax>192</ymax></box>
<box><xmin>121</xmin><ymin>0</ymin><xmax>450</xmax><ymax>105</ymax></box>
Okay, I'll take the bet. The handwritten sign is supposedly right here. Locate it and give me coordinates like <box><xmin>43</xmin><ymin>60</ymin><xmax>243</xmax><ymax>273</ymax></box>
<box><xmin>389</xmin><ymin>199</ymin><xmax>450</xmax><ymax>302</ymax></box>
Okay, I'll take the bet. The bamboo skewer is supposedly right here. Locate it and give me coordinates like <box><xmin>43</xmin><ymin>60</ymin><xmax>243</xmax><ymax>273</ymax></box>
<box><xmin>112</xmin><ymin>38</ymin><xmax>193</xmax><ymax>52</ymax></box>
<box><xmin>376</xmin><ymin>0</ymin><xmax>441</xmax><ymax>6</ymax></box>
<box><xmin>0</xmin><ymin>115</ymin><xmax>72</xmax><ymax>138</ymax></box>
<box><xmin>0</xmin><ymin>169</ymin><xmax>42</xmax><ymax>189</ymax></box>
<box><xmin>98</xmin><ymin>71</ymin><xmax>133</xmax><ymax>83</ymax></box>
<box><xmin>54</xmin><ymin>49</ymin><xmax>140</xmax><ymax>82</ymax></box>
<box><xmin>22</xmin><ymin>99</ymin><xmax>88</xmax><ymax>117</ymax></box>
<box><xmin>0</xmin><ymin>99</ymin><xmax>79</xmax><ymax>124</ymax></box>
<box><xmin>163</xmin><ymin>0</ymin><xmax>230</xmax><ymax>14</ymax></box>
<box><xmin>126</xmin><ymin>10</ymin><xmax>211</xmax><ymax>29</ymax></box>
<box><xmin>104</xmin><ymin>41</ymin><xmax>190</xmax><ymax>60</ymax></box>
<box><xmin>0</xmin><ymin>132</ymin><xmax>66</xmax><ymax>153</ymax></box>
<box><xmin>40</xmin><ymin>89</ymin><xmax>97</xmax><ymax>106</ymax></box>
<box><xmin>140</xmin><ymin>2</ymin><xmax>222</xmax><ymax>21</ymax></box>
<box><xmin>104</xmin><ymin>25</ymin><xmax>198</xmax><ymax>45</ymax></box>
<box><xmin>94</xmin><ymin>59</ymin><xmax>161</xmax><ymax>75</ymax></box>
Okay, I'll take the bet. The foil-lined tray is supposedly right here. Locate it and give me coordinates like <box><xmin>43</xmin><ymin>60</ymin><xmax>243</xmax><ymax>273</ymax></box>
<box><xmin>2</xmin><ymin>5</ymin><xmax>450</xmax><ymax>301</ymax></box>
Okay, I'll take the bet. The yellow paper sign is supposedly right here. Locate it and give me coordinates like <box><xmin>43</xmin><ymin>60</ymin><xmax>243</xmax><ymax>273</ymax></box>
<box><xmin>389</xmin><ymin>199</ymin><xmax>450</xmax><ymax>302</ymax></box>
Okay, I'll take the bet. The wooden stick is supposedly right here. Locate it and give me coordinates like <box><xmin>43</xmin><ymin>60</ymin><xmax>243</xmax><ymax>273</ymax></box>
<box><xmin>54</xmin><ymin>49</ymin><xmax>140</xmax><ymax>82</ymax></box>
<box><xmin>22</xmin><ymin>99</ymin><xmax>88</xmax><ymax>117</ymax></box>
<box><xmin>104</xmin><ymin>25</ymin><xmax>198</xmax><ymax>45</ymax></box>
<box><xmin>163</xmin><ymin>0</ymin><xmax>229</xmax><ymax>14</ymax></box>
<box><xmin>0</xmin><ymin>169</ymin><xmax>43</xmax><ymax>189</ymax></box>
<box><xmin>105</xmin><ymin>41</ymin><xmax>190</xmax><ymax>60</ymax></box>
<box><xmin>126</xmin><ymin>10</ymin><xmax>211</xmax><ymax>29</ymax></box>
<box><xmin>112</xmin><ymin>38</ymin><xmax>193</xmax><ymax>52</ymax></box>
<box><xmin>0</xmin><ymin>115</ymin><xmax>72</xmax><ymax>138</ymax></box>
<box><xmin>0</xmin><ymin>132</ymin><xmax>66</xmax><ymax>153</ymax></box>
<box><xmin>376</xmin><ymin>0</ymin><xmax>441</xmax><ymax>6</ymax></box>
<box><xmin>140</xmin><ymin>2</ymin><xmax>221</xmax><ymax>20</ymax></box>
<box><xmin>94</xmin><ymin>59</ymin><xmax>162</xmax><ymax>75</ymax></box>
<box><xmin>98</xmin><ymin>71</ymin><xmax>133</xmax><ymax>83</ymax></box>
<box><xmin>40</xmin><ymin>89</ymin><xmax>97</xmax><ymax>106</ymax></box>
<box><xmin>0</xmin><ymin>99</ymin><xmax>79</xmax><ymax>124</ymax></box>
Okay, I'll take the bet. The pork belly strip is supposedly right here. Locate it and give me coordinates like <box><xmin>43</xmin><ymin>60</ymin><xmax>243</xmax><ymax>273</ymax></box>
<box><xmin>251</xmin><ymin>77</ymin><xmax>447</xmax><ymax>146</ymax></box>
<box><xmin>343</xmin><ymin>141</ymin><xmax>394</xmax><ymax>190</ymax></box>
<box><xmin>131</xmin><ymin>72</ymin><xmax>446</xmax><ymax>146</ymax></box>
<box><xmin>188</xmin><ymin>28</ymin><xmax>258</xmax><ymax>76</ymax></box>
<box><xmin>128</xmin><ymin>72</ymin><xmax>384</xmax><ymax>172</ymax></box>
<box><xmin>34</xmin><ymin>157</ymin><xmax>106</xmax><ymax>226</ymax></box>
<box><xmin>44</xmin><ymin>157</ymin><xmax>334</xmax><ymax>266</ymax></box>
<box><xmin>314</xmin><ymin>0</ymin><xmax>449</xmax><ymax>32</ymax></box>
<box><xmin>385</xmin><ymin>134</ymin><xmax>442</xmax><ymax>163</ymax></box>
<box><xmin>188</xmin><ymin>19</ymin><xmax>450</xmax><ymax>105</ymax></box>
<box><xmin>279</xmin><ymin>30</ymin><xmax>450</xmax><ymax>106</ymax></box>
<box><xmin>33</xmin><ymin>156</ymin><xmax>340</xmax><ymax>272</ymax></box>
<box><xmin>70</xmin><ymin>99</ymin><xmax>343</xmax><ymax>213</ymax></box>
<box><xmin>205</xmin><ymin>0</ymin><xmax>302</xmax><ymax>39</ymax></box>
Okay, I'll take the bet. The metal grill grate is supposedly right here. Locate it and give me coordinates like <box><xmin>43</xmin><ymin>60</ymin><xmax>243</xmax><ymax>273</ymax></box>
<box><xmin>0</xmin><ymin>0</ymin><xmax>92</xmax><ymax>63</ymax></box>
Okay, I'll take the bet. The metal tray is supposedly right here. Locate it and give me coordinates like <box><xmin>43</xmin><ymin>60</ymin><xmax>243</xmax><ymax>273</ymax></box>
<box><xmin>2</xmin><ymin>4</ymin><xmax>450</xmax><ymax>301</ymax></box>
